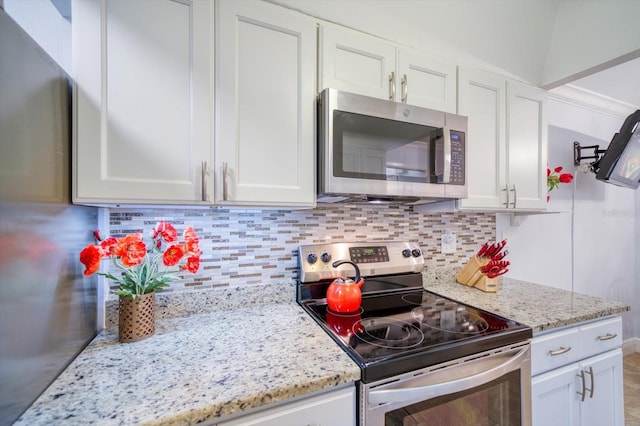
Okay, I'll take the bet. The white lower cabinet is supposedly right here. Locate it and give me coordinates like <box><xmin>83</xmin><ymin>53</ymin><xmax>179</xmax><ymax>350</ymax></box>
<box><xmin>216</xmin><ymin>386</ymin><xmax>356</xmax><ymax>426</ymax></box>
<box><xmin>531</xmin><ymin>317</ymin><xmax>624</xmax><ymax>426</ymax></box>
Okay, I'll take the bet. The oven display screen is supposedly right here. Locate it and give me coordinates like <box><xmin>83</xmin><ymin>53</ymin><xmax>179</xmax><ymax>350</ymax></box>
<box><xmin>349</xmin><ymin>246</ymin><xmax>389</xmax><ymax>263</ymax></box>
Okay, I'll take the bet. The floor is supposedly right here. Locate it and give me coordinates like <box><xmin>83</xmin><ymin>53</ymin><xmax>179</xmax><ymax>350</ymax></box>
<box><xmin>625</xmin><ymin>352</ymin><xmax>640</xmax><ymax>426</ymax></box>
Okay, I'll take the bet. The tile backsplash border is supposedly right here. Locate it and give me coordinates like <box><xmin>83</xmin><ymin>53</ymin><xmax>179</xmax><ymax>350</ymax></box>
<box><xmin>103</xmin><ymin>204</ymin><xmax>495</xmax><ymax>300</ymax></box>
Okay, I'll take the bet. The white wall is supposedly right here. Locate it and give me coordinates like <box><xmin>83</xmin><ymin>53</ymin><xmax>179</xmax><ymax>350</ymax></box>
<box><xmin>496</xmin><ymin>97</ymin><xmax>638</xmax><ymax>339</ymax></box>
<box><xmin>542</xmin><ymin>0</ymin><xmax>640</xmax><ymax>88</ymax></box>
<box><xmin>4</xmin><ymin>0</ymin><xmax>71</xmax><ymax>75</ymax></box>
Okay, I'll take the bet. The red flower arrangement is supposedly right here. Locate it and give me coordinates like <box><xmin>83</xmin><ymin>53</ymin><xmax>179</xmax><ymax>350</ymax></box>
<box><xmin>547</xmin><ymin>166</ymin><xmax>574</xmax><ymax>201</ymax></box>
<box><xmin>80</xmin><ymin>221</ymin><xmax>201</xmax><ymax>297</ymax></box>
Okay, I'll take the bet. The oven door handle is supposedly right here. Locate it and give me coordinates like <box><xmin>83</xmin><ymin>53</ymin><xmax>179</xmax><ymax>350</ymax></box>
<box><xmin>368</xmin><ymin>345</ymin><xmax>528</xmax><ymax>405</ymax></box>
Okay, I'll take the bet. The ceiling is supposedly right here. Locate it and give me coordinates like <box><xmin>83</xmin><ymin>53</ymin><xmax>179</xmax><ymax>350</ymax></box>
<box><xmin>568</xmin><ymin>57</ymin><xmax>640</xmax><ymax>108</ymax></box>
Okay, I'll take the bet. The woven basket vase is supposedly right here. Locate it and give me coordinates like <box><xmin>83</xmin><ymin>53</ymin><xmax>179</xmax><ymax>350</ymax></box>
<box><xmin>118</xmin><ymin>292</ymin><xmax>156</xmax><ymax>343</ymax></box>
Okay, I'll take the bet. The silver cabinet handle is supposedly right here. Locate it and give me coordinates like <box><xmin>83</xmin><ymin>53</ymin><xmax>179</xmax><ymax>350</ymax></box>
<box><xmin>401</xmin><ymin>74</ymin><xmax>408</xmax><ymax>103</ymax></box>
<box><xmin>577</xmin><ymin>369</ymin><xmax>587</xmax><ymax>402</ymax></box>
<box><xmin>502</xmin><ymin>185</ymin><xmax>510</xmax><ymax>207</ymax></box>
<box><xmin>389</xmin><ymin>71</ymin><xmax>396</xmax><ymax>101</ymax></box>
<box><xmin>597</xmin><ymin>333</ymin><xmax>617</xmax><ymax>341</ymax></box>
<box><xmin>201</xmin><ymin>161</ymin><xmax>210</xmax><ymax>202</ymax></box>
<box><xmin>510</xmin><ymin>184</ymin><xmax>517</xmax><ymax>208</ymax></box>
<box><xmin>548</xmin><ymin>346</ymin><xmax>572</xmax><ymax>356</ymax></box>
<box><xmin>585</xmin><ymin>366</ymin><xmax>594</xmax><ymax>399</ymax></box>
<box><xmin>222</xmin><ymin>161</ymin><xmax>229</xmax><ymax>201</ymax></box>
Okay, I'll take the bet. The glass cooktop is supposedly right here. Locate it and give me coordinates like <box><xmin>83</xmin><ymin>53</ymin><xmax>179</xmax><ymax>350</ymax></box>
<box><xmin>300</xmin><ymin>281</ymin><xmax>532</xmax><ymax>383</ymax></box>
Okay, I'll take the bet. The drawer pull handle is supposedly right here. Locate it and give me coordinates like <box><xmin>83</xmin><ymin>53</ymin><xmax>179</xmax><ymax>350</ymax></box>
<box><xmin>597</xmin><ymin>333</ymin><xmax>617</xmax><ymax>341</ymax></box>
<box><xmin>549</xmin><ymin>346</ymin><xmax>571</xmax><ymax>356</ymax></box>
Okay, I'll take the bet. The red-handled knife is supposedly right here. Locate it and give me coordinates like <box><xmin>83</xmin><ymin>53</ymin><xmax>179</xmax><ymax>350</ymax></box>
<box><xmin>477</xmin><ymin>242</ymin><xmax>489</xmax><ymax>257</ymax></box>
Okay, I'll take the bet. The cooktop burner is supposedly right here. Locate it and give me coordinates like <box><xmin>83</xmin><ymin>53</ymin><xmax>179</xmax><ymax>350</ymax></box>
<box><xmin>297</xmin><ymin>241</ymin><xmax>532</xmax><ymax>383</ymax></box>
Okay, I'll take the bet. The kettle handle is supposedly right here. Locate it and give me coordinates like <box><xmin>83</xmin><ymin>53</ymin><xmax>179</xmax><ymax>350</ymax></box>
<box><xmin>331</xmin><ymin>260</ymin><xmax>362</xmax><ymax>287</ymax></box>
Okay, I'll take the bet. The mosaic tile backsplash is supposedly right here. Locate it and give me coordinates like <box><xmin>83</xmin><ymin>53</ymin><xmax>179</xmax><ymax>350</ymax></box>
<box><xmin>104</xmin><ymin>204</ymin><xmax>495</xmax><ymax>300</ymax></box>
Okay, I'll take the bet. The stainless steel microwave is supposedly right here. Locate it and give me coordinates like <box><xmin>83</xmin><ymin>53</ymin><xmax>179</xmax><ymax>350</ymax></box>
<box><xmin>317</xmin><ymin>88</ymin><xmax>468</xmax><ymax>204</ymax></box>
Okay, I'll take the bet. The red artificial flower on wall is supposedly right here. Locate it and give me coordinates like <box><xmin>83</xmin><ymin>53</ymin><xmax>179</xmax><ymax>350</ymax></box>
<box><xmin>547</xmin><ymin>165</ymin><xmax>574</xmax><ymax>201</ymax></box>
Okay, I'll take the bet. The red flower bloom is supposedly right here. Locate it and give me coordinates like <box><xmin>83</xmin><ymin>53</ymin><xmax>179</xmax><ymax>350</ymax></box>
<box><xmin>554</xmin><ymin>166</ymin><xmax>563</xmax><ymax>173</ymax></box>
<box><xmin>559</xmin><ymin>173</ymin><xmax>573</xmax><ymax>183</ymax></box>
<box><xmin>114</xmin><ymin>234</ymin><xmax>147</xmax><ymax>267</ymax></box>
<box><xmin>99</xmin><ymin>237</ymin><xmax>118</xmax><ymax>257</ymax></box>
<box><xmin>182</xmin><ymin>256</ymin><xmax>200</xmax><ymax>273</ymax></box>
<box><xmin>547</xmin><ymin>168</ymin><xmax>551</xmax><ymax>176</ymax></box>
<box><xmin>155</xmin><ymin>221</ymin><xmax>178</xmax><ymax>243</ymax></box>
<box><xmin>183</xmin><ymin>226</ymin><xmax>201</xmax><ymax>256</ymax></box>
<box><xmin>163</xmin><ymin>244</ymin><xmax>184</xmax><ymax>267</ymax></box>
<box><xmin>80</xmin><ymin>244</ymin><xmax>102</xmax><ymax>276</ymax></box>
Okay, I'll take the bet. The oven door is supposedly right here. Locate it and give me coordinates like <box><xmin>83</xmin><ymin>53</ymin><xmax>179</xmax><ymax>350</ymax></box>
<box><xmin>361</xmin><ymin>343</ymin><xmax>531</xmax><ymax>426</ymax></box>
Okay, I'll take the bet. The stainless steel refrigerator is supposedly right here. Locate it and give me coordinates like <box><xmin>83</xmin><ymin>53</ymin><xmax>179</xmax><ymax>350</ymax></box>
<box><xmin>0</xmin><ymin>9</ymin><xmax>98</xmax><ymax>425</ymax></box>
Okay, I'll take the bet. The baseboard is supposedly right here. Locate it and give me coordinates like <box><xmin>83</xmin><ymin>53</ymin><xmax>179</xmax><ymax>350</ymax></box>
<box><xmin>622</xmin><ymin>337</ymin><xmax>640</xmax><ymax>355</ymax></box>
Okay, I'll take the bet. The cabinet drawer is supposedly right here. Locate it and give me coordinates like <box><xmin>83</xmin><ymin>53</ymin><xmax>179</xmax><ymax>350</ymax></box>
<box><xmin>580</xmin><ymin>316</ymin><xmax>622</xmax><ymax>359</ymax></box>
<box><xmin>531</xmin><ymin>327</ymin><xmax>581</xmax><ymax>376</ymax></box>
<box><xmin>217</xmin><ymin>386</ymin><xmax>355</xmax><ymax>426</ymax></box>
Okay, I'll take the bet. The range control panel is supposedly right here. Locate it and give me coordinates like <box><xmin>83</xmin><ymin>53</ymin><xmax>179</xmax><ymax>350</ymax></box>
<box><xmin>298</xmin><ymin>241</ymin><xmax>424</xmax><ymax>283</ymax></box>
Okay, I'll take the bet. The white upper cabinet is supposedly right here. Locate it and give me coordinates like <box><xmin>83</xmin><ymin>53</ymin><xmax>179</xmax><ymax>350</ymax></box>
<box><xmin>458</xmin><ymin>67</ymin><xmax>547</xmax><ymax>211</ymax></box>
<box><xmin>319</xmin><ymin>25</ymin><xmax>457</xmax><ymax>112</ymax></box>
<box><xmin>73</xmin><ymin>0</ymin><xmax>214</xmax><ymax>205</ymax></box>
<box><xmin>215</xmin><ymin>0</ymin><xmax>316</xmax><ymax>207</ymax></box>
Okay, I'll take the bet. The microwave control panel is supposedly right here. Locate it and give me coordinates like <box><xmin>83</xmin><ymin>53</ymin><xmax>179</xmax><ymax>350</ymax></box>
<box><xmin>449</xmin><ymin>130</ymin><xmax>465</xmax><ymax>185</ymax></box>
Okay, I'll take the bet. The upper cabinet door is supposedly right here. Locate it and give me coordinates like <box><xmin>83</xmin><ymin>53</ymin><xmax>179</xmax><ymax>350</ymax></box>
<box><xmin>507</xmin><ymin>81</ymin><xmax>547</xmax><ymax>210</ymax></box>
<box><xmin>458</xmin><ymin>67</ymin><xmax>507</xmax><ymax>209</ymax></box>
<box><xmin>458</xmin><ymin>67</ymin><xmax>547</xmax><ymax>211</ymax></box>
<box><xmin>396</xmin><ymin>49</ymin><xmax>457</xmax><ymax>113</ymax></box>
<box><xmin>319</xmin><ymin>25</ymin><xmax>457</xmax><ymax>112</ymax></box>
<box><xmin>215</xmin><ymin>0</ymin><xmax>316</xmax><ymax>207</ymax></box>
<box><xmin>319</xmin><ymin>25</ymin><xmax>396</xmax><ymax>100</ymax></box>
<box><xmin>73</xmin><ymin>0</ymin><xmax>213</xmax><ymax>205</ymax></box>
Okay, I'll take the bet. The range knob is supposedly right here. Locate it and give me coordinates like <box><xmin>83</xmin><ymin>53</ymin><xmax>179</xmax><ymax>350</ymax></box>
<box><xmin>402</xmin><ymin>249</ymin><xmax>412</xmax><ymax>258</ymax></box>
<box><xmin>411</xmin><ymin>249</ymin><xmax>422</xmax><ymax>257</ymax></box>
<box><xmin>321</xmin><ymin>253</ymin><xmax>332</xmax><ymax>263</ymax></box>
<box><xmin>307</xmin><ymin>253</ymin><xmax>318</xmax><ymax>264</ymax></box>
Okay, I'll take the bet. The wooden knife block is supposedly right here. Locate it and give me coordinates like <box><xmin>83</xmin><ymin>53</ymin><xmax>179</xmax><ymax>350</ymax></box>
<box><xmin>456</xmin><ymin>255</ymin><xmax>498</xmax><ymax>293</ymax></box>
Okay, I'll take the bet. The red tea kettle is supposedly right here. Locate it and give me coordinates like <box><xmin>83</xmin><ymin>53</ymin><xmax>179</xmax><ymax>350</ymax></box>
<box><xmin>326</xmin><ymin>260</ymin><xmax>364</xmax><ymax>313</ymax></box>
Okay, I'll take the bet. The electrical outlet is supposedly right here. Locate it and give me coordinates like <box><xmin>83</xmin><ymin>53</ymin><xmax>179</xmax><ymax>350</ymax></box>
<box><xmin>441</xmin><ymin>232</ymin><xmax>457</xmax><ymax>254</ymax></box>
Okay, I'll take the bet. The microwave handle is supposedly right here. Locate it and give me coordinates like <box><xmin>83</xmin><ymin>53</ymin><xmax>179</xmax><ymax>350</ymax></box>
<box><xmin>441</xmin><ymin>127</ymin><xmax>451</xmax><ymax>184</ymax></box>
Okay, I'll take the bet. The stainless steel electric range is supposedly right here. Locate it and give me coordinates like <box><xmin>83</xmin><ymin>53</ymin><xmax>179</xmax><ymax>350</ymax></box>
<box><xmin>297</xmin><ymin>241</ymin><xmax>533</xmax><ymax>426</ymax></box>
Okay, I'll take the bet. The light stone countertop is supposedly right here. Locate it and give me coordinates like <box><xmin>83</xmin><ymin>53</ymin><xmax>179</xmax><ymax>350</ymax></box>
<box><xmin>422</xmin><ymin>271</ymin><xmax>631</xmax><ymax>334</ymax></box>
<box><xmin>15</xmin><ymin>285</ymin><xmax>360</xmax><ymax>426</ymax></box>
<box><xmin>15</xmin><ymin>275</ymin><xmax>631</xmax><ymax>425</ymax></box>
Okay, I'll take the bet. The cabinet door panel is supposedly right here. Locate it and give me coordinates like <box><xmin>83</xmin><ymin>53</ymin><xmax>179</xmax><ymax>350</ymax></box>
<box><xmin>531</xmin><ymin>364</ymin><xmax>580</xmax><ymax>426</ymax></box>
<box><xmin>507</xmin><ymin>81</ymin><xmax>547</xmax><ymax>210</ymax></box>
<box><xmin>319</xmin><ymin>25</ymin><xmax>395</xmax><ymax>99</ymax></box>
<box><xmin>580</xmin><ymin>349</ymin><xmax>624</xmax><ymax>426</ymax></box>
<box><xmin>397</xmin><ymin>49</ymin><xmax>457</xmax><ymax>112</ymax></box>
<box><xmin>216</xmin><ymin>0</ymin><xmax>315</xmax><ymax>206</ymax></box>
<box><xmin>457</xmin><ymin>67</ymin><xmax>506</xmax><ymax>209</ymax></box>
<box><xmin>74</xmin><ymin>0</ymin><xmax>212</xmax><ymax>204</ymax></box>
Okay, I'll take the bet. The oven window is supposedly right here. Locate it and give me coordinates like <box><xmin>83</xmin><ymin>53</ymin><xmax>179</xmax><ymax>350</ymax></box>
<box><xmin>384</xmin><ymin>370</ymin><xmax>521</xmax><ymax>426</ymax></box>
<box><xmin>332</xmin><ymin>110</ymin><xmax>439</xmax><ymax>183</ymax></box>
